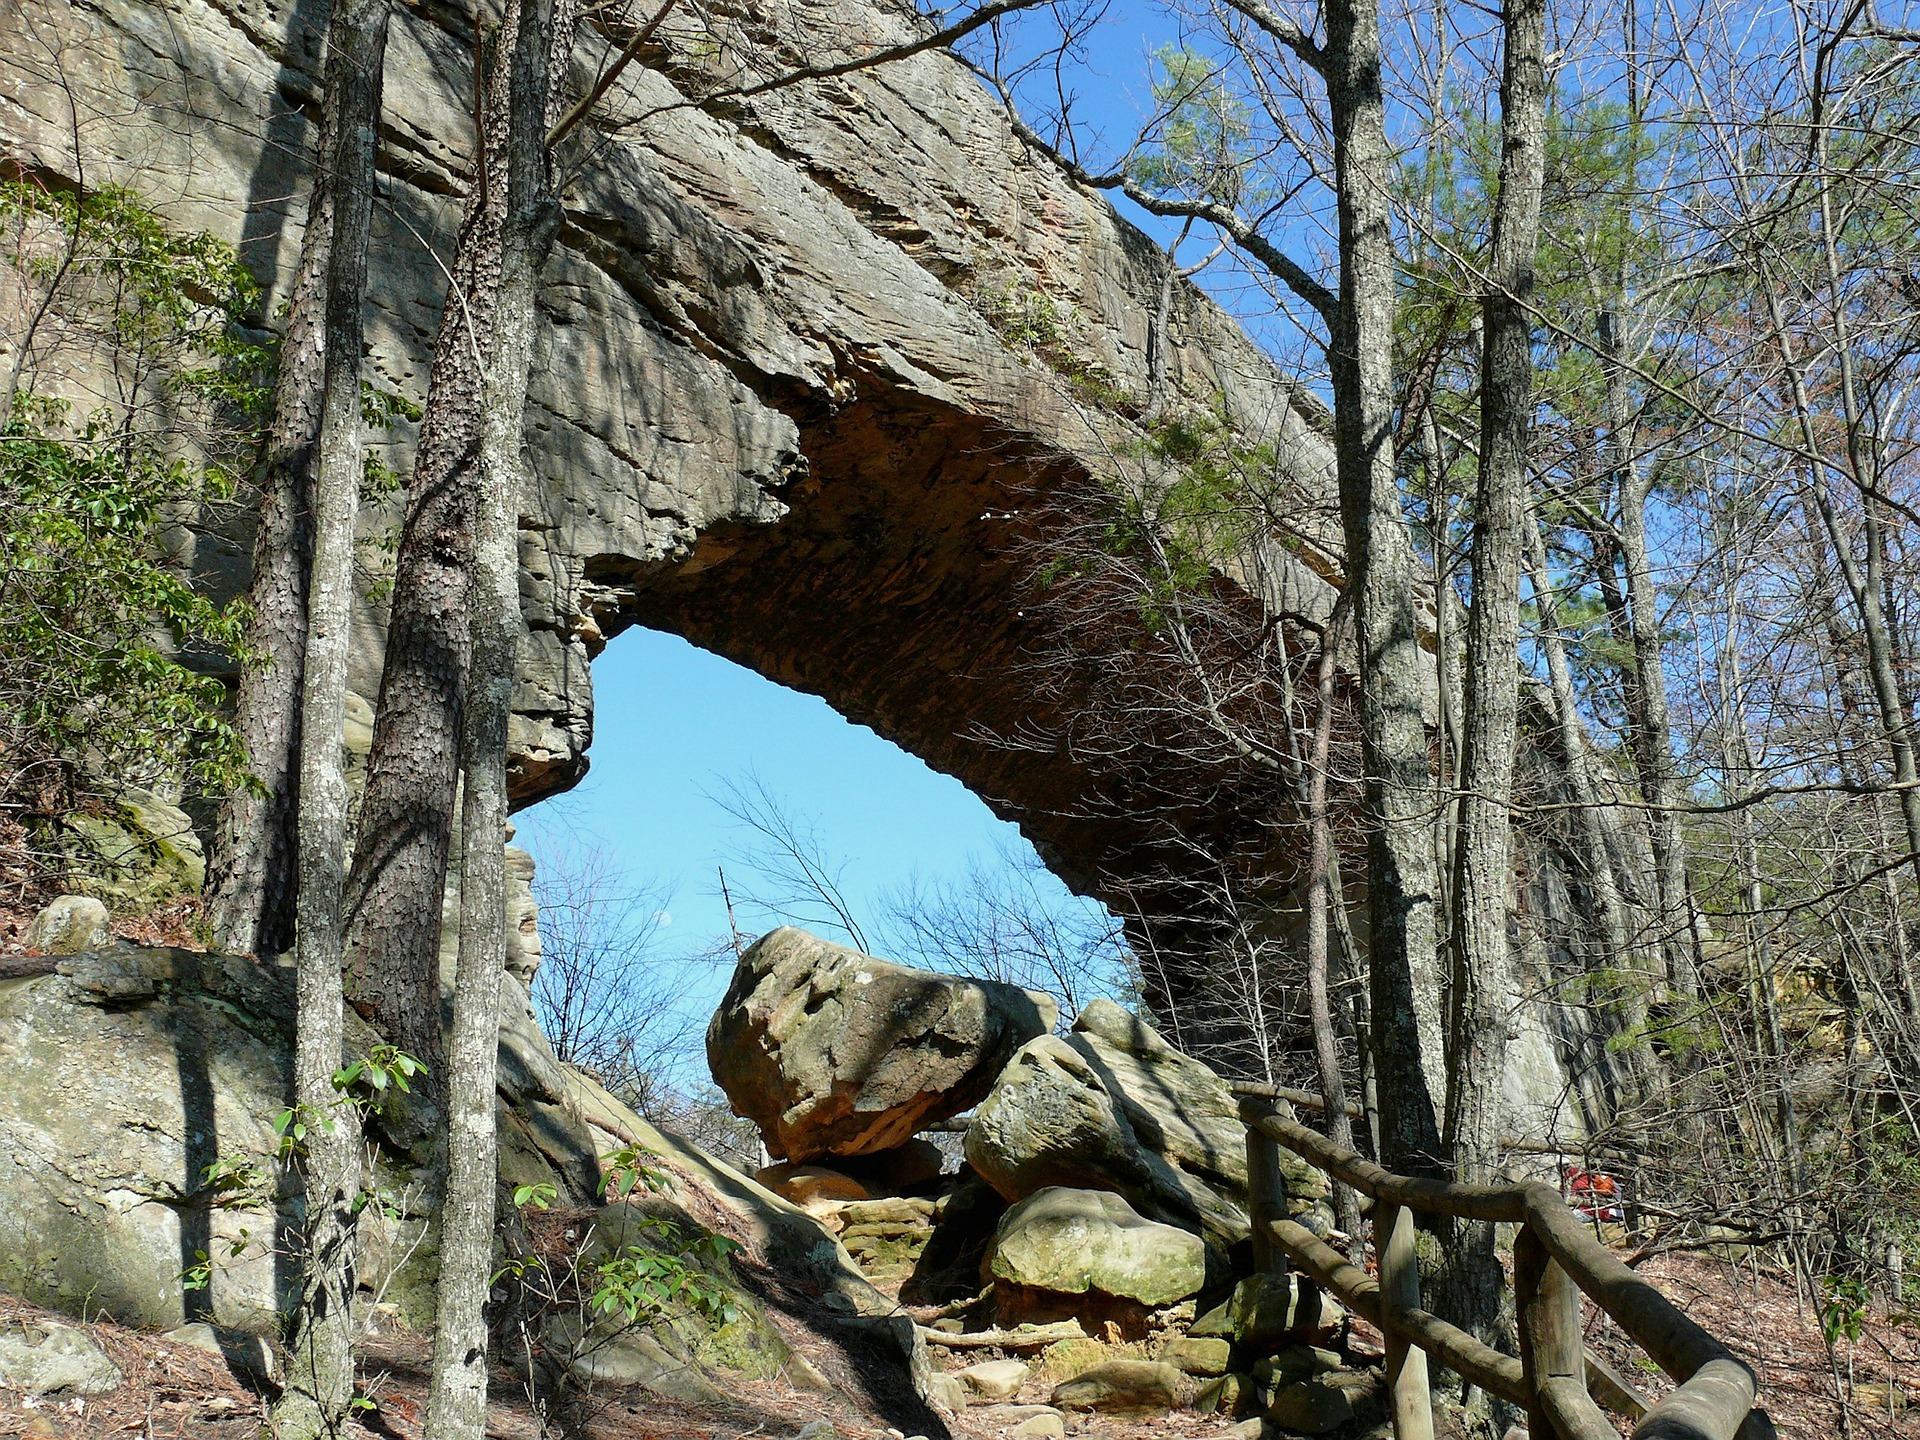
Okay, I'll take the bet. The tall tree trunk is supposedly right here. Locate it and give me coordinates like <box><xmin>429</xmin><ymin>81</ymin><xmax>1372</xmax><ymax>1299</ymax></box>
<box><xmin>1325</xmin><ymin>0</ymin><xmax>1445</xmax><ymax>1178</ymax></box>
<box><xmin>1609</xmin><ymin>407</ymin><xmax>1700</xmax><ymax>999</ymax></box>
<box><xmin>1441</xmin><ymin>0</ymin><xmax>1546</xmax><ymax>1348</ymax></box>
<box><xmin>1711</xmin><ymin>565</ymin><xmax>1808</xmax><ymax>1204</ymax></box>
<box><xmin>341</xmin><ymin>34</ymin><xmax>517</xmax><ymax>1088</ymax></box>
<box><xmin>1522</xmin><ymin>513</ymin><xmax>1659</xmax><ymax>1110</ymax></box>
<box><xmin>270</xmin><ymin>0</ymin><xmax>389</xmax><ymax>1429</ymax></box>
<box><xmin>205</xmin><ymin>104</ymin><xmax>337</xmax><ymax>957</ymax></box>
<box><xmin>1521</xmin><ymin>514</ymin><xmax>1639</xmax><ymax>994</ymax></box>
<box><xmin>425</xmin><ymin>0</ymin><xmax>570</xmax><ymax>1429</ymax></box>
<box><xmin>1305</xmin><ymin>604</ymin><xmax>1365</xmax><ymax>1255</ymax></box>
<box><xmin>1574</xmin><ymin>508</ymin><xmax>1657</xmax><ymax>922</ymax></box>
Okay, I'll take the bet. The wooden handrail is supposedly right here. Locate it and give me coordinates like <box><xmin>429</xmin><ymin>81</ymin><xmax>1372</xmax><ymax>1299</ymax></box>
<box><xmin>1236</xmin><ymin>1096</ymin><xmax>1776</xmax><ymax>1440</ymax></box>
<box><xmin>1270</xmin><ymin>1211</ymin><xmax>1527</xmax><ymax>1405</ymax></box>
<box><xmin>1228</xmin><ymin>1079</ymin><xmax>1644</xmax><ymax>1166</ymax></box>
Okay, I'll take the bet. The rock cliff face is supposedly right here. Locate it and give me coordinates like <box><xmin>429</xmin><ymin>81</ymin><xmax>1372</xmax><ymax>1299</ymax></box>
<box><xmin>0</xmin><ymin>0</ymin><xmax>1335</xmax><ymax>864</ymax></box>
<box><xmin>0</xmin><ymin>0</ymin><xmax>1630</xmax><ymax>1132</ymax></box>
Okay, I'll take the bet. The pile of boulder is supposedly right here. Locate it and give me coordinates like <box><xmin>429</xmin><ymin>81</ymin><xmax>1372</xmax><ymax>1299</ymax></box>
<box><xmin>707</xmin><ymin>928</ymin><xmax>1383</xmax><ymax>1435</ymax></box>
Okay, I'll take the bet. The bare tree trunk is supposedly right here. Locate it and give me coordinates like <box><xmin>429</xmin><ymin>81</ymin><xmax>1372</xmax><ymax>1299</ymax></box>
<box><xmin>270</xmin><ymin>0</ymin><xmax>389</xmax><ymax>1429</ymax></box>
<box><xmin>341</xmin><ymin>33</ymin><xmax>516</xmax><ymax>1088</ymax></box>
<box><xmin>1325</xmin><ymin>0</ymin><xmax>1445</xmax><ymax>1178</ymax></box>
<box><xmin>205</xmin><ymin>105</ymin><xmax>338</xmax><ymax>957</ymax></box>
<box><xmin>426</xmin><ymin>0</ymin><xmax>572</xmax><ymax>1430</ymax></box>
<box><xmin>1326</xmin><ymin>849</ymin><xmax>1379</xmax><ymax>1155</ymax></box>
<box><xmin>1521</xmin><ymin>513</ymin><xmax>1638</xmax><ymax>989</ymax></box>
<box><xmin>1610</xmin><ymin>410</ymin><xmax>1701</xmax><ymax>999</ymax></box>
<box><xmin>1305</xmin><ymin>604</ymin><xmax>1364</xmax><ymax>1253</ymax></box>
<box><xmin>1712</xmin><ymin>569</ymin><xmax>1808</xmax><ymax>1203</ymax></box>
<box><xmin>1441</xmin><ymin>0</ymin><xmax>1545</xmax><ymax>1348</ymax></box>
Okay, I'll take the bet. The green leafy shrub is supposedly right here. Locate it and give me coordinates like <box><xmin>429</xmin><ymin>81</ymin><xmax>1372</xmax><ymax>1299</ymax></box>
<box><xmin>591</xmin><ymin>1216</ymin><xmax>743</xmax><ymax>1328</ymax></box>
<box><xmin>0</xmin><ymin>178</ymin><xmax>269</xmax><ymax>865</ymax></box>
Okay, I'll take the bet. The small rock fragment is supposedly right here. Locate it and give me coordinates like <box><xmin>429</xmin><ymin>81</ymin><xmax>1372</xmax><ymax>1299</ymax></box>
<box><xmin>957</xmin><ymin>1358</ymin><xmax>1030</xmax><ymax>1400</ymax></box>
<box><xmin>0</xmin><ymin>1323</ymin><xmax>122</xmax><ymax>1396</ymax></box>
<box><xmin>23</xmin><ymin>896</ymin><xmax>111</xmax><ymax>956</ymax></box>
<box><xmin>1049</xmin><ymin>1358</ymin><xmax>1185</xmax><ymax>1414</ymax></box>
<box><xmin>1009</xmin><ymin>1414</ymin><xmax>1066</xmax><ymax>1439</ymax></box>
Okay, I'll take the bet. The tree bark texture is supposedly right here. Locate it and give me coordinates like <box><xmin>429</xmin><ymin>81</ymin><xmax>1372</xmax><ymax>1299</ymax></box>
<box><xmin>341</xmin><ymin>24</ymin><xmax>517</xmax><ymax>1087</ymax></box>
<box><xmin>1305</xmin><ymin>603</ymin><xmax>1365</xmax><ymax>1252</ymax></box>
<box><xmin>1441</xmin><ymin>0</ymin><xmax>1546</xmax><ymax>1346</ymax></box>
<box><xmin>1609</xmin><ymin>406</ymin><xmax>1701</xmax><ymax>999</ymax></box>
<box><xmin>424</xmin><ymin>0</ymin><xmax>570</xmax><ymax>1429</ymax></box>
<box><xmin>1325</xmin><ymin>0</ymin><xmax>1445</xmax><ymax>1177</ymax></box>
<box><xmin>269</xmin><ymin>0</ymin><xmax>388</xmax><ymax>1430</ymax></box>
<box><xmin>205</xmin><ymin>119</ymin><xmax>335</xmax><ymax>958</ymax></box>
<box><xmin>1521</xmin><ymin>514</ymin><xmax>1658</xmax><ymax>1108</ymax></box>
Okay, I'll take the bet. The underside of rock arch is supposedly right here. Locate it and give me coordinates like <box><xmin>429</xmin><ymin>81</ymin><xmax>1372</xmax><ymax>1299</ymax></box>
<box><xmin>1</xmin><ymin>0</ymin><xmax>1633</xmax><ymax>1129</ymax></box>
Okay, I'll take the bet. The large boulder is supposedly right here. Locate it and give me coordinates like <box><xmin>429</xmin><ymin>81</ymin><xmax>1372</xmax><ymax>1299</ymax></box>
<box><xmin>987</xmin><ymin>1186</ymin><xmax>1205</xmax><ymax>1311</ymax></box>
<box><xmin>1049</xmin><ymin>1359</ymin><xmax>1186</xmax><ymax>1414</ymax></box>
<box><xmin>1066</xmin><ymin>1000</ymin><xmax>1329</xmax><ymax>1215</ymax></box>
<box><xmin>1065</xmin><ymin>1000</ymin><xmax>1246</xmax><ymax>1187</ymax></box>
<box><xmin>706</xmin><ymin>927</ymin><xmax>1056</xmax><ymax>1162</ymax></box>
<box><xmin>0</xmin><ymin>947</ymin><xmax>599</xmax><ymax>1333</ymax></box>
<box><xmin>51</xmin><ymin>788</ymin><xmax>205</xmax><ymax>909</ymax></box>
<box><xmin>963</xmin><ymin>1034</ymin><xmax>1250</xmax><ymax>1248</ymax></box>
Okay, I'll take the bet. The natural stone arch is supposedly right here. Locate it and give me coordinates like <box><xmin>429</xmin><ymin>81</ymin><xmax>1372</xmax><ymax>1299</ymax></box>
<box><xmin>0</xmin><ymin>0</ymin><xmax>1627</xmax><ymax>1125</ymax></box>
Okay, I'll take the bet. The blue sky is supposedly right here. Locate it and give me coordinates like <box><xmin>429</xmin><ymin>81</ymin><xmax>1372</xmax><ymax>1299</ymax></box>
<box><xmin>508</xmin><ymin>628</ymin><xmax>1093</xmax><ymax>1018</ymax></box>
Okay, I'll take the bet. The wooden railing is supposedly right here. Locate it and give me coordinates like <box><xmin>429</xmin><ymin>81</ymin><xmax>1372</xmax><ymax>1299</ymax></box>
<box><xmin>1233</xmin><ymin>1086</ymin><xmax>1776</xmax><ymax>1440</ymax></box>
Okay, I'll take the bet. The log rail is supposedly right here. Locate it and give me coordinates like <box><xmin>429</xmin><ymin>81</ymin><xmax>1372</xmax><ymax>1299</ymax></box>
<box><xmin>1232</xmin><ymin>1086</ymin><xmax>1776</xmax><ymax>1440</ymax></box>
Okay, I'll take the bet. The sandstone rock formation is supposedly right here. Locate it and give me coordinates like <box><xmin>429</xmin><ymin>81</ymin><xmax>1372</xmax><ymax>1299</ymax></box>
<box><xmin>49</xmin><ymin>789</ymin><xmax>205</xmax><ymax>910</ymax></box>
<box><xmin>1064</xmin><ymin>1000</ymin><xmax>1248</xmax><ymax>1188</ymax></box>
<box><xmin>1160</xmin><ymin>1336</ymin><xmax>1232</xmax><ymax>1376</ymax></box>
<box><xmin>964</xmin><ymin>1033</ymin><xmax>1253</xmax><ymax>1248</ymax></box>
<box><xmin>0</xmin><ymin>0</ymin><xmax>1628</xmax><ymax>1139</ymax></box>
<box><xmin>1264</xmin><ymin>1375</ymin><xmax>1357</xmax><ymax>1434</ymax></box>
<box><xmin>986</xmin><ymin>1186</ymin><xmax>1205</xmax><ymax>1311</ymax></box>
<box><xmin>0</xmin><ymin>944</ymin><xmax>948</xmax><ymax>1418</ymax></box>
<box><xmin>707</xmin><ymin>927</ymin><xmax>1055</xmax><ymax>1161</ymax></box>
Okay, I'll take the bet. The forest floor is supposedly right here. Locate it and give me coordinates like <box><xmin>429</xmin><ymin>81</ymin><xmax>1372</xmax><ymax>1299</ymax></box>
<box><xmin>1</xmin><ymin>1248</ymin><xmax>1912</xmax><ymax>1439</ymax></box>
<box><xmin>1584</xmin><ymin>1250</ymin><xmax>1919</xmax><ymax>1440</ymax></box>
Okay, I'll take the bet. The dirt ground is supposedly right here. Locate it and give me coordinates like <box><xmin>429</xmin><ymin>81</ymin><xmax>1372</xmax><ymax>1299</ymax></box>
<box><xmin>2</xmin><ymin>1245</ymin><xmax>1912</xmax><ymax>1440</ymax></box>
<box><xmin>1583</xmin><ymin>1251</ymin><xmax>1919</xmax><ymax>1440</ymax></box>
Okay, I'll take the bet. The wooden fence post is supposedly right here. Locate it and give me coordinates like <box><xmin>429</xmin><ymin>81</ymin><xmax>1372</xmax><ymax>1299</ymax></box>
<box><xmin>1245</xmin><ymin>1106</ymin><xmax>1287</xmax><ymax>1276</ymax></box>
<box><xmin>1377</xmin><ymin>1200</ymin><xmax>1435</xmax><ymax>1440</ymax></box>
<box><xmin>1517</xmin><ymin>1223</ymin><xmax>1583</xmax><ymax>1440</ymax></box>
